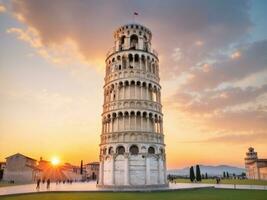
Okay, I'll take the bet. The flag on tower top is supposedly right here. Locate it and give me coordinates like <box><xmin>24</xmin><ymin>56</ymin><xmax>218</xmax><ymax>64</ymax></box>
<box><xmin>134</xmin><ymin>12</ymin><xmax>138</xmax><ymax>15</ymax></box>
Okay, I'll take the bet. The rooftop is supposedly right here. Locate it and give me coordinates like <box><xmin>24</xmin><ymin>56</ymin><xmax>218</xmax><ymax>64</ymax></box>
<box><xmin>5</xmin><ymin>153</ymin><xmax>36</xmax><ymax>161</ymax></box>
<box><xmin>114</xmin><ymin>23</ymin><xmax>152</xmax><ymax>36</ymax></box>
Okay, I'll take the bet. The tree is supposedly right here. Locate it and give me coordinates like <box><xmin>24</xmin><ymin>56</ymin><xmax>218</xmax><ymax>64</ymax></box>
<box><xmin>189</xmin><ymin>166</ymin><xmax>195</xmax><ymax>182</ymax></box>
<box><xmin>0</xmin><ymin>169</ymin><xmax>3</xmax><ymax>180</ymax></box>
<box><xmin>196</xmin><ymin>165</ymin><xmax>202</xmax><ymax>182</ymax></box>
<box><xmin>80</xmin><ymin>160</ymin><xmax>83</xmax><ymax>175</ymax></box>
<box><xmin>205</xmin><ymin>173</ymin><xmax>208</xmax><ymax>179</ymax></box>
<box><xmin>226</xmin><ymin>172</ymin><xmax>229</xmax><ymax>178</ymax></box>
<box><xmin>223</xmin><ymin>171</ymin><xmax>226</xmax><ymax>178</ymax></box>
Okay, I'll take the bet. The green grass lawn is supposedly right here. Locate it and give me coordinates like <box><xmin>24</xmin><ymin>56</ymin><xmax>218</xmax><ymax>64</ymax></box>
<box><xmin>174</xmin><ymin>178</ymin><xmax>267</xmax><ymax>185</ymax></box>
<box><xmin>0</xmin><ymin>189</ymin><xmax>267</xmax><ymax>200</ymax></box>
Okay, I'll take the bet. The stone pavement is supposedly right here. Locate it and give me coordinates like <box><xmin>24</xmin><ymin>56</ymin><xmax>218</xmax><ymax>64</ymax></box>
<box><xmin>0</xmin><ymin>182</ymin><xmax>266</xmax><ymax>196</ymax></box>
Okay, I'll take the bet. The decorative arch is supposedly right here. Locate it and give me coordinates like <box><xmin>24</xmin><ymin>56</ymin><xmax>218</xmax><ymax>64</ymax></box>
<box><xmin>129</xmin><ymin>145</ymin><xmax>139</xmax><ymax>155</ymax></box>
<box><xmin>148</xmin><ymin>146</ymin><xmax>155</xmax><ymax>154</ymax></box>
<box><xmin>116</xmin><ymin>146</ymin><xmax>125</xmax><ymax>155</ymax></box>
<box><xmin>130</xmin><ymin>34</ymin><xmax>138</xmax><ymax>50</ymax></box>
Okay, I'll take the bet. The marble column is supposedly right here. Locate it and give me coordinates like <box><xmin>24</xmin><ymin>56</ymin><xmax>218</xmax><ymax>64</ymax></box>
<box><xmin>147</xmin><ymin>117</ymin><xmax>149</xmax><ymax>132</ymax></box>
<box><xmin>111</xmin><ymin>118</ymin><xmax>114</xmax><ymax>132</ymax></box>
<box><xmin>111</xmin><ymin>155</ymin><xmax>115</xmax><ymax>185</ymax></box>
<box><xmin>140</xmin><ymin>115</ymin><xmax>143</xmax><ymax>131</ymax></box>
<box><xmin>99</xmin><ymin>159</ymin><xmax>104</xmax><ymax>185</ymax></box>
<box><xmin>123</xmin><ymin>115</ymin><xmax>125</xmax><ymax>130</ymax></box>
<box><xmin>157</xmin><ymin>157</ymin><xmax>160</xmax><ymax>184</ymax></box>
<box><xmin>117</xmin><ymin>117</ymin><xmax>119</xmax><ymax>132</ymax></box>
<box><xmin>145</xmin><ymin>57</ymin><xmax>148</xmax><ymax>72</ymax></box>
<box><xmin>124</xmin><ymin>153</ymin><xmax>129</xmax><ymax>185</ymax></box>
<box><xmin>146</xmin><ymin>155</ymin><xmax>150</xmax><ymax>185</ymax></box>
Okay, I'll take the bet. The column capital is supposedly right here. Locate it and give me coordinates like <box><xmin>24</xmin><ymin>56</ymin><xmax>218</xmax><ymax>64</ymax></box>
<box><xmin>124</xmin><ymin>153</ymin><xmax>130</xmax><ymax>158</ymax></box>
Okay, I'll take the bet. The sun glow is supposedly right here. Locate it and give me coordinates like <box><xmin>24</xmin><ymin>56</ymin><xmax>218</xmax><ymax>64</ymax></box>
<box><xmin>51</xmin><ymin>156</ymin><xmax>60</xmax><ymax>166</ymax></box>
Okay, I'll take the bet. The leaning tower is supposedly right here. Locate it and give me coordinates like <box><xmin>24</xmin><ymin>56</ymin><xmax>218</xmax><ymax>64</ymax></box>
<box><xmin>98</xmin><ymin>23</ymin><xmax>167</xmax><ymax>188</ymax></box>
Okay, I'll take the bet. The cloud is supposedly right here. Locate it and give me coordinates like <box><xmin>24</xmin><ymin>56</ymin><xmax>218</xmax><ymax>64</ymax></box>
<box><xmin>0</xmin><ymin>4</ymin><xmax>6</xmax><ymax>13</ymax></box>
<box><xmin>167</xmin><ymin>84</ymin><xmax>267</xmax><ymax>135</ymax></box>
<box><xmin>171</xmin><ymin>84</ymin><xmax>267</xmax><ymax>114</ymax></box>
<box><xmin>9</xmin><ymin>0</ymin><xmax>252</xmax><ymax>75</ymax></box>
<box><xmin>6</xmin><ymin>27</ymin><xmax>92</xmax><ymax>69</ymax></box>
<box><xmin>183</xmin><ymin>40</ymin><xmax>267</xmax><ymax>91</ymax></box>
<box><xmin>207</xmin><ymin>109</ymin><xmax>267</xmax><ymax>132</ymax></box>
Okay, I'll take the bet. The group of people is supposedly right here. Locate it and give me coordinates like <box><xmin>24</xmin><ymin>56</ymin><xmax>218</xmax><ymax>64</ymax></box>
<box><xmin>55</xmin><ymin>179</ymin><xmax>74</xmax><ymax>184</ymax></box>
<box><xmin>36</xmin><ymin>178</ymin><xmax>80</xmax><ymax>190</ymax></box>
<box><xmin>36</xmin><ymin>178</ymin><xmax>50</xmax><ymax>190</ymax></box>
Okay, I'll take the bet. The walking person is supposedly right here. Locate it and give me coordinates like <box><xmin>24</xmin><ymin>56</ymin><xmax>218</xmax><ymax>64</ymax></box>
<box><xmin>47</xmin><ymin>179</ymin><xmax>50</xmax><ymax>190</ymax></box>
<box><xmin>36</xmin><ymin>179</ymin><xmax>41</xmax><ymax>190</ymax></box>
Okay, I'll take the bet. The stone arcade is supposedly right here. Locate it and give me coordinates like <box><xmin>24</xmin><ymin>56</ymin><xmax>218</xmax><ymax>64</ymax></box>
<box><xmin>98</xmin><ymin>23</ymin><xmax>167</xmax><ymax>188</ymax></box>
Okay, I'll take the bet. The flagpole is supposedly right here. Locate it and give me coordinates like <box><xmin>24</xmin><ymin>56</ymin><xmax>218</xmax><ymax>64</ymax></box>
<box><xmin>133</xmin><ymin>12</ymin><xmax>139</xmax><ymax>23</ymax></box>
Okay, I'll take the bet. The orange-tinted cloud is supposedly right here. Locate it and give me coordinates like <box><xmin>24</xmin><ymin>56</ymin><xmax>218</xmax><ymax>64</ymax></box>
<box><xmin>10</xmin><ymin>0</ymin><xmax>253</xmax><ymax>76</ymax></box>
<box><xmin>0</xmin><ymin>3</ymin><xmax>6</xmax><ymax>13</ymax></box>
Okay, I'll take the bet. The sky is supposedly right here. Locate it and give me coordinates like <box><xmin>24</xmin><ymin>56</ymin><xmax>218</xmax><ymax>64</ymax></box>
<box><xmin>0</xmin><ymin>0</ymin><xmax>266</xmax><ymax>169</ymax></box>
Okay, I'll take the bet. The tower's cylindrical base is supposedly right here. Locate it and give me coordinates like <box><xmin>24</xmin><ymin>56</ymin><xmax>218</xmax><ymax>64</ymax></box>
<box><xmin>98</xmin><ymin>149</ymin><xmax>167</xmax><ymax>187</ymax></box>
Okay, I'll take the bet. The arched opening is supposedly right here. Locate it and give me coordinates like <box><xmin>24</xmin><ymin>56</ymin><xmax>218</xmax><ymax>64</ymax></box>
<box><xmin>128</xmin><ymin>54</ymin><xmax>133</xmax><ymax>68</ymax></box>
<box><xmin>152</xmin><ymin>63</ymin><xmax>155</xmax><ymax>74</ymax></box>
<box><xmin>130</xmin><ymin>34</ymin><xmax>138</xmax><ymax>50</ymax></box>
<box><xmin>122</xmin><ymin>55</ymin><xmax>127</xmax><ymax>69</ymax></box>
<box><xmin>92</xmin><ymin>172</ymin><xmax>96</xmax><ymax>180</ymax></box>
<box><xmin>144</xmin><ymin>35</ymin><xmax>148</xmax><ymax>51</ymax></box>
<box><xmin>147</xmin><ymin>56</ymin><xmax>151</xmax><ymax>72</ymax></box>
<box><xmin>103</xmin><ymin>148</ymin><xmax>107</xmax><ymax>155</ymax></box>
<box><xmin>141</xmin><ymin>55</ymin><xmax>145</xmax><ymax>70</ymax></box>
<box><xmin>116</xmin><ymin>146</ymin><xmax>125</xmax><ymax>155</ymax></box>
<box><xmin>134</xmin><ymin>54</ymin><xmax>139</xmax><ymax>62</ymax></box>
<box><xmin>120</xmin><ymin>35</ymin><xmax>126</xmax><ymax>50</ymax></box>
<box><xmin>148</xmin><ymin>147</ymin><xmax>155</xmax><ymax>154</ymax></box>
<box><xmin>108</xmin><ymin>147</ymin><xmax>114</xmax><ymax>155</ymax></box>
<box><xmin>129</xmin><ymin>145</ymin><xmax>139</xmax><ymax>155</ymax></box>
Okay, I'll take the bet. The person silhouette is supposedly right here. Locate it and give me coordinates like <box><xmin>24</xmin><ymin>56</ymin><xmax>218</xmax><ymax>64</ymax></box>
<box><xmin>36</xmin><ymin>179</ymin><xmax>41</xmax><ymax>190</ymax></box>
<box><xmin>47</xmin><ymin>179</ymin><xmax>50</xmax><ymax>189</ymax></box>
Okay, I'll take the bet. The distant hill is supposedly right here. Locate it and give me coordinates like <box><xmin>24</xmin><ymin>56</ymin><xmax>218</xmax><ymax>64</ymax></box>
<box><xmin>167</xmin><ymin>165</ymin><xmax>245</xmax><ymax>176</ymax></box>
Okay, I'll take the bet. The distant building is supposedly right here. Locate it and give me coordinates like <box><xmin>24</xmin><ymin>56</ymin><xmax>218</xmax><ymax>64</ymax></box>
<box><xmin>62</xmin><ymin>163</ymin><xmax>83</xmax><ymax>181</ymax></box>
<box><xmin>84</xmin><ymin>162</ymin><xmax>99</xmax><ymax>180</ymax></box>
<box><xmin>3</xmin><ymin>153</ymin><xmax>41</xmax><ymax>183</ymax></box>
<box><xmin>245</xmin><ymin>147</ymin><xmax>267</xmax><ymax>180</ymax></box>
<box><xmin>0</xmin><ymin>162</ymin><xmax>6</xmax><ymax>170</ymax></box>
<box><xmin>0</xmin><ymin>162</ymin><xmax>6</xmax><ymax>180</ymax></box>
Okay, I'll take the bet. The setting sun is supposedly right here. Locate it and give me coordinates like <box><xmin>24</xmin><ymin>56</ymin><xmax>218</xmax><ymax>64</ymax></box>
<box><xmin>51</xmin><ymin>156</ymin><xmax>60</xmax><ymax>166</ymax></box>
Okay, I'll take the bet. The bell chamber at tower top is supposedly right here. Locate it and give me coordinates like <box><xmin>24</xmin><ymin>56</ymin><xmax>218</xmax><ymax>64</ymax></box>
<box><xmin>105</xmin><ymin>24</ymin><xmax>160</xmax><ymax>83</ymax></box>
<box><xmin>106</xmin><ymin>23</ymin><xmax>158</xmax><ymax>59</ymax></box>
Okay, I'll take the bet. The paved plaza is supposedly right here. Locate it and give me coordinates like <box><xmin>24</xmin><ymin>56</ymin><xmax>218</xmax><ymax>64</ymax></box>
<box><xmin>0</xmin><ymin>182</ymin><xmax>266</xmax><ymax>196</ymax></box>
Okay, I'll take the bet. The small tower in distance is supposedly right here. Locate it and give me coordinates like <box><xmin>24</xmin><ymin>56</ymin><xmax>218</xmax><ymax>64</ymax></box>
<box><xmin>245</xmin><ymin>147</ymin><xmax>258</xmax><ymax>165</ymax></box>
<box><xmin>245</xmin><ymin>147</ymin><xmax>258</xmax><ymax>179</ymax></box>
